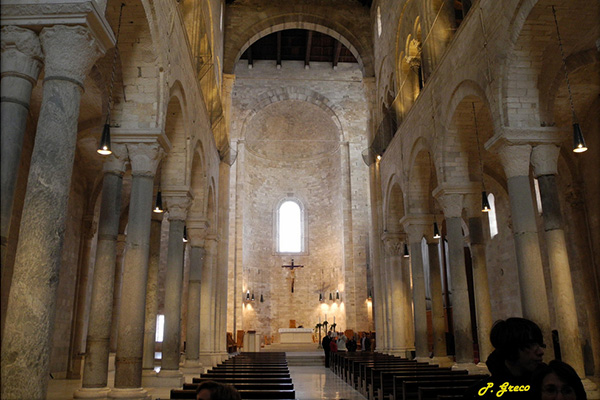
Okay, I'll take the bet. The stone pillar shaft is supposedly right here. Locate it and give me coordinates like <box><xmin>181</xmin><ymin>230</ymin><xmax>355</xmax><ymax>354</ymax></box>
<box><xmin>110</xmin><ymin>235</ymin><xmax>126</xmax><ymax>353</ymax></box>
<box><xmin>537</xmin><ymin>174</ymin><xmax>584</xmax><ymax>376</ymax></box>
<box><xmin>142</xmin><ymin>217</ymin><xmax>163</xmax><ymax>370</ymax></box>
<box><xmin>113</xmin><ymin>143</ymin><xmax>162</xmax><ymax>391</ymax></box>
<box><xmin>0</xmin><ymin>26</ymin><xmax>43</xmax><ymax>263</ymax></box>
<box><xmin>467</xmin><ymin>215</ymin><xmax>493</xmax><ymax>363</ymax></box>
<box><xmin>161</xmin><ymin>218</ymin><xmax>186</xmax><ymax>370</ymax></box>
<box><xmin>0</xmin><ymin>25</ymin><xmax>102</xmax><ymax>400</ymax></box>
<box><xmin>428</xmin><ymin>242</ymin><xmax>447</xmax><ymax>357</ymax></box>
<box><xmin>409</xmin><ymin>241</ymin><xmax>428</xmax><ymax>358</ymax></box>
<box><xmin>185</xmin><ymin>246</ymin><xmax>204</xmax><ymax>363</ymax></box>
<box><xmin>216</xmin><ymin>160</ymin><xmax>231</xmax><ymax>358</ymax></box>
<box><xmin>199</xmin><ymin>237</ymin><xmax>218</xmax><ymax>364</ymax></box>
<box><xmin>445</xmin><ymin>217</ymin><xmax>473</xmax><ymax>363</ymax></box>
<box><xmin>79</xmin><ymin>154</ymin><xmax>125</xmax><ymax>391</ymax></box>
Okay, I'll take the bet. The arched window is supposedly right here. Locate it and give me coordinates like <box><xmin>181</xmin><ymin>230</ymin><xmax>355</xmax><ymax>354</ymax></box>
<box><xmin>277</xmin><ymin>200</ymin><xmax>304</xmax><ymax>253</ymax></box>
<box><xmin>487</xmin><ymin>192</ymin><xmax>498</xmax><ymax>238</ymax></box>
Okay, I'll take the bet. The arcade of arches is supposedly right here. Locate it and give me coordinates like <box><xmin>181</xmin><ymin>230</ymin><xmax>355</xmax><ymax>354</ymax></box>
<box><xmin>1</xmin><ymin>0</ymin><xmax>599</xmax><ymax>398</ymax></box>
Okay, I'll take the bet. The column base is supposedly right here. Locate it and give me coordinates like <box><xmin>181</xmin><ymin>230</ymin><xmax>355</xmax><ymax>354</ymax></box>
<box><xmin>199</xmin><ymin>352</ymin><xmax>217</xmax><ymax>367</ymax></box>
<box><xmin>181</xmin><ymin>360</ymin><xmax>204</xmax><ymax>374</ymax></box>
<box><xmin>582</xmin><ymin>379</ymin><xmax>600</xmax><ymax>399</ymax></box>
<box><xmin>218</xmin><ymin>352</ymin><xmax>229</xmax><ymax>362</ymax></box>
<box><xmin>142</xmin><ymin>369</ymin><xmax>184</xmax><ymax>387</ymax></box>
<box><xmin>430</xmin><ymin>356</ymin><xmax>454</xmax><ymax>368</ymax></box>
<box><xmin>475</xmin><ymin>362</ymin><xmax>490</xmax><ymax>374</ymax></box>
<box><xmin>415</xmin><ymin>356</ymin><xmax>431</xmax><ymax>363</ymax></box>
<box><xmin>74</xmin><ymin>387</ymin><xmax>111</xmax><ymax>399</ymax></box>
<box><xmin>452</xmin><ymin>362</ymin><xmax>480</xmax><ymax>374</ymax></box>
<box><xmin>108</xmin><ymin>388</ymin><xmax>151</xmax><ymax>400</ymax></box>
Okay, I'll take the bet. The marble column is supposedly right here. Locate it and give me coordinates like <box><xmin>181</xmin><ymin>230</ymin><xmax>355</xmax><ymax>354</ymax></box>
<box><xmin>427</xmin><ymin>237</ymin><xmax>449</xmax><ymax>364</ymax></box>
<box><xmin>465</xmin><ymin>194</ymin><xmax>493</xmax><ymax>365</ymax></box>
<box><xmin>68</xmin><ymin>214</ymin><xmax>98</xmax><ymax>379</ymax></box>
<box><xmin>496</xmin><ymin>144</ymin><xmax>552</xmax><ymax>352</ymax></box>
<box><xmin>382</xmin><ymin>233</ymin><xmax>408</xmax><ymax>356</ymax></box>
<box><xmin>156</xmin><ymin>195</ymin><xmax>191</xmax><ymax>385</ymax></box>
<box><xmin>0</xmin><ymin>25</ymin><xmax>103</xmax><ymax>400</ymax></box>
<box><xmin>74</xmin><ymin>146</ymin><xmax>127</xmax><ymax>399</ymax></box>
<box><xmin>111</xmin><ymin>143</ymin><xmax>163</xmax><ymax>399</ymax></box>
<box><xmin>110</xmin><ymin>234</ymin><xmax>127</xmax><ymax>353</ymax></box>
<box><xmin>141</xmin><ymin>216</ymin><xmax>163</xmax><ymax>374</ymax></box>
<box><xmin>182</xmin><ymin>226</ymin><xmax>206</xmax><ymax>371</ymax></box>
<box><xmin>401</xmin><ymin>217</ymin><xmax>430</xmax><ymax>360</ymax></box>
<box><xmin>199</xmin><ymin>235</ymin><xmax>218</xmax><ymax>366</ymax></box>
<box><xmin>434</xmin><ymin>192</ymin><xmax>474</xmax><ymax>366</ymax></box>
<box><xmin>531</xmin><ymin>144</ymin><xmax>584</xmax><ymax>376</ymax></box>
<box><xmin>0</xmin><ymin>26</ymin><xmax>43</xmax><ymax>267</ymax></box>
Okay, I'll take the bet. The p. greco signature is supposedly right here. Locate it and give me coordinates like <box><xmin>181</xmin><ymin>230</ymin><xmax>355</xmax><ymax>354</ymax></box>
<box><xmin>478</xmin><ymin>382</ymin><xmax>530</xmax><ymax>397</ymax></box>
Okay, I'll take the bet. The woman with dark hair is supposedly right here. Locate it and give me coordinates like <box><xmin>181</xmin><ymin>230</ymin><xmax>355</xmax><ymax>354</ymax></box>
<box><xmin>532</xmin><ymin>360</ymin><xmax>587</xmax><ymax>400</ymax></box>
<box><xmin>464</xmin><ymin>318</ymin><xmax>546</xmax><ymax>399</ymax></box>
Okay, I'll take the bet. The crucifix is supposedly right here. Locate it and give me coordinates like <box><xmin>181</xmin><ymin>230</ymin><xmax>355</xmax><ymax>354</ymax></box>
<box><xmin>282</xmin><ymin>259</ymin><xmax>304</xmax><ymax>293</ymax></box>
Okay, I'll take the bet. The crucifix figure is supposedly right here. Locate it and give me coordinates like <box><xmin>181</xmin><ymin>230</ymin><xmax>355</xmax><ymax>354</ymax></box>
<box><xmin>282</xmin><ymin>259</ymin><xmax>304</xmax><ymax>293</ymax></box>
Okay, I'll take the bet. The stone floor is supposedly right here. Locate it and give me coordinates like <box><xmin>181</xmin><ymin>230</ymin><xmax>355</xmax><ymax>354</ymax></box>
<box><xmin>47</xmin><ymin>365</ymin><xmax>366</xmax><ymax>400</ymax></box>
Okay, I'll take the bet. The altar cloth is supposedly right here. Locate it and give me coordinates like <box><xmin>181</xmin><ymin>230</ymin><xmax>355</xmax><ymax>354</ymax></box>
<box><xmin>278</xmin><ymin>328</ymin><xmax>313</xmax><ymax>343</ymax></box>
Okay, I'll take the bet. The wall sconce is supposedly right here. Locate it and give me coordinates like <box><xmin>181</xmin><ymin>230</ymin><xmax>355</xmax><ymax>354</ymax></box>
<box><xmin>433</xmin><ymin>220</ymin><xmax>441</xmax><ymax>239</ymax></box>
<box><xmin>367</xmin><ymin>289</ymin><xmax>372</xmax><ymax>301</ymax></box>
<box><xmin>182</xmin><ymin>225</ymin><xmax>188</xmax><ymax>243</ymax></box>
<box><xmin>260</xmin><ymin>293</ymin><xmax>264</xmax><ymax>303</ymax></box>
<box><xmin>245</xmin><ymin>290</ymin><xmax>250</xmax><ymax>301</ymax></box>
<box><xmin>403</xmin><ymin>243</ymin><xmax>410</xmax><ymax>258</ymax></box>
<box><xmin>153</xmin><ymin>189</ymin><xmax>164</xmax><ymax>213</ymax></box>
<box><xmin>319</xmin><ymin>293</ymin><xmax>324</xmax><ymax>302</ymax></box>
<box><xmin>335</xmin><ymin>290</ymin><xmax>340</xmax><ymax>300</ymax></box>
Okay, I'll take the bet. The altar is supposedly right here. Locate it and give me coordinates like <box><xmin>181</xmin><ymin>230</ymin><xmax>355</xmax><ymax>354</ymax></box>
<box><xmin>278</xmin><ymin>328</ymin><xmax>313</xmax><ymax>344</ymax></box>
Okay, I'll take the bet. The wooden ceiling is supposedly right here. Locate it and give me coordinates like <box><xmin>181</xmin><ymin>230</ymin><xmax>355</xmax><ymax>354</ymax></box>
<box><xmin>240</xmin><ymin>29</ymin><xmax>358</xmax><ymax>68</ymax></box>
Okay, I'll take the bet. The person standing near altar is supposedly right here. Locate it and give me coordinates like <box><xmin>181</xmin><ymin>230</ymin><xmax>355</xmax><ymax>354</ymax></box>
<box><xmin>337</xmin><ymin>332</ymin><xmax>348</xmax><ymax>352</ymax></box>
<box><xmin>322</xmin><ymin>332</ymin><xmax>332</xmax><ymax>367</ymax></box>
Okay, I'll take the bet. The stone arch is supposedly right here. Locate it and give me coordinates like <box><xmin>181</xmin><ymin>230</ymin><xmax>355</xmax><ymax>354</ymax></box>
<box><xmin>160</xmin><ymin>93</ymin><xmax>188</xmax><ymax>186</ymax></box>
<box><xmin>407</xmin><ymin>138</ymin><xmax>436</xmax><ymax>214</ymax></box>
<box><xmin>239</xmin><ymin>87</ymin><xmax>345</xmax><ymax>142</ymax></box>
<box><xmin>394</xmin><ymin>0</ymin><xmax>421</xmax><ymax>115</ymax></box>
<box><xmin>383</xmin><ymin>177</ymin><xmax>406</xmax><ymax>233</ymax></box>
<box><xmin>188</xmin><ymin>139</ymin><xmax>209</xmax><ymax>220</ymax></box>
<box><xmin>223</xmin><ymin>17</ymin><xmax>373</xmax><ymax>77</ymax></box>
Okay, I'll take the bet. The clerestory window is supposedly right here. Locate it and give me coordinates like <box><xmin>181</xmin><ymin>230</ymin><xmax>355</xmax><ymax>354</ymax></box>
<box><xmin>487</xmin><ymin>192</ymin><xmax>498</xmax><ymax>238</ymax></box>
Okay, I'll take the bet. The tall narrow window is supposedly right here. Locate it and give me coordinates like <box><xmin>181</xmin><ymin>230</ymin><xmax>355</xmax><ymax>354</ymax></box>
<box><xmin>278</xmin><ymin>200</ymin><xmax>302</xmax><ymax>252</ymax></box>
<box><xmin>487</xmin><ymin>193</ymin><xmax>498</xmax><ymax>238</ymax></box>
<box><xmin>155</xmin><ymin>314</ymin><xmax>165</xmax><ymax>342</ymax></box>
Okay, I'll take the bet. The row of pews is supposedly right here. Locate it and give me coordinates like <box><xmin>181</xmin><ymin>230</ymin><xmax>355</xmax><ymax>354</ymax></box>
<box><xmin>330</xmin><ymin>351</ymin><xmax>488</xmax><ymax>400</ymax></box>
<box><xmin>170</xmin><ymin>352</ymin><xmax>295</xmax><ymax>399</ymax></box>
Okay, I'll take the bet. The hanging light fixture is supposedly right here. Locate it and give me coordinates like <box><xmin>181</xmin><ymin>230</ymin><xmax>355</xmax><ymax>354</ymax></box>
<box><xmin>251</xmin><ymin>292</ymin><xmax>255</xmax><ymax>301</ymax></box>
<box><xmin>433</xmin><ymin>220</ymin><xmax>441</xmax><ymax>239</ymax></box>
<box><xmin>97</xmin><ymin>3</ymin><xmax>125</xmax><ymax>155</ymax></box>
<box><xmin>472</xmin><ymin>103</ymin><xmax>491</xmax><ymax>212</ymax></box>
<box><xmin>329</xmin><ymin>293</ymin><xmax>333</xmax><ymax>301</ymax></box>
<box><xmin>153</xmin><ymin>189</ymin><xmax>164</xmax><ymax>213</ymax></box>
<box><xmin>367</xmin><ymin>289</ymin><xmax>372</xmax><ymax>301</ymax></box>
<box><xmin>246</xmin><ymin>290</ymin><xmax>250</xmax><ymax>301</ymax></box>
<box><xmin>182</xmin><ymin>225</ymin><xmax>188</xmax><ymax>243</ymax></box>
<box><xmin>552</xmin><ymin>6</ymin><xmax>587</xmax><ymax>153</ymax></box>
<box><xmin>319</xmin><ymin>293</ymin><xmax>324</xmax><ymax>302</ymax></box>
<box><xmin>260</xmin><ymin>293</ymin><xmax>264</xmax><ymax>303</ymax></box>
<box><xmin>403</xmin><ymin>243</ymin><xmax>410</xmax><ymax>258</ymax></box>
<box><xmin>336</xmin><ymin>290</ymin><xmax>340</xmax><ymax>300</ymax></box>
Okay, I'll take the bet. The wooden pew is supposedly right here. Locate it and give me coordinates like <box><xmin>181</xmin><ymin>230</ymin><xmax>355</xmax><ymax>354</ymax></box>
<box><xmin>193</xmin><ymin>377</ymin><xmax>293</xmax><ymax>385</ymax></box>
<box><xmin>400</xmin><ymin>376</ymin><xmax>487</xmax><ymax>400</ymax></box>
<box><xmin>418</xmin><ymin>385</ymin><xmax>470</xmax><ymax>400</ymax></box>
<box><xmin>170</xmin><ymin>389</ymin><xmax>196</xmax><ymax>399</ymax></box>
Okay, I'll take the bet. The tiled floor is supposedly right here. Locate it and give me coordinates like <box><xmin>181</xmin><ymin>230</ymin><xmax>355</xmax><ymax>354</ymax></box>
<box><xmin>47</xmin><ymin>365</ymin><xmax>366</xmax><ymax>400</ymax></box>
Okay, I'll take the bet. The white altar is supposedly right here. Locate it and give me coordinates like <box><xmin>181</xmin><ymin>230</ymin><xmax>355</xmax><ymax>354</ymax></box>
<box><xmin>278</xmin><ymin>328</ymin><xmax>313</xmax><ymax>344</ymax></box>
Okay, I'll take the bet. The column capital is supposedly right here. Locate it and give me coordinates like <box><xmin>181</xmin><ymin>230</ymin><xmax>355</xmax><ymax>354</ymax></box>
<box><xmin>40</xmin><ymin>25</ymin><xmax>103</xmax><ymax>87</ymax></box>
<box><xmin>187</xmin><ymin>219</ymin><xmax>209</xmax><ymax>247</ymax></box>
<box><xmin>102</xmin><ymin>143</ymin><xmax>127</xmax><ymax>175</ymax></box>
<box><xmin>381</xmin><ymin>233</ymin><xmax>404</xmax><ymax>256</ymax></box>
<box><xmin>164</xmin><ymin>192</ymin><xmax>192</xmax><ymax>221</ymax></box>
<box><xmin>126</xmin><ymin>143</ymin><xmax>164</xmax><ymax>177</ymax></box>
<box><xmin>111</xmin><ymin>128</ymin><xmax>171</xmax><ymax>154</ymax></box>
<box><xmin>531</xmin><ymin>144</ymin><xmax>560</xmax><ymax>177</ymax></box>
<box><xmin>400</xmin><ymin>214</ymin><xmax>434</xmax><ymax>243</ymax></box>
<box><xmin>432</xmin><ymin>184</ymin><xmax>478</xmax><ymax>218</ymax></box>
<box><xmin>1</xmin><ymin>26</ymin><xmax>44</xmax><ymax>82</ymax></box>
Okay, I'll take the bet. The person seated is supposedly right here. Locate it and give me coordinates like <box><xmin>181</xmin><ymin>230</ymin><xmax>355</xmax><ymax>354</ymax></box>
<box><xmin>532</xmin><ymin>360</ymin><xmax>587</xmax><ymax>400</ymax></box>
<box><xmin>197</xmin><ymin>380</ymin><xmax>241</xmax><ymax>400</ymax></box>
<box><xmin>464</xmin><ymin>317</ymin><xmax>546</xmax><ymax>399</ymax></box>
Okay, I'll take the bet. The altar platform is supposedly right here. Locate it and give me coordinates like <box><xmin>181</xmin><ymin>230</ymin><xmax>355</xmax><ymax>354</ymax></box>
<box><xmin>278</xmin><ymin>328</ymin><xmax>313</xmax><ymax>344</ymax></box>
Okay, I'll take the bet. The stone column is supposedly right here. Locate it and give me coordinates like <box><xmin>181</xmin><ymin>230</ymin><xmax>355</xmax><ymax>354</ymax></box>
<box><xmin>141</xmin><ymin>215</ymin><xmax>163</xmax><ymax>375</ymax></box>
<box><xmin>155</xmin><ymin>195</ymin><xmax>191</xmax><ymax>385</ymax></box>
<box><xmin>74</xmin><ymin>146</ymin><xmax>127</xmax><ymax>399</ymax></box>
<box><xmin>379</xmin><ymin>235</ymin><xmax>393</xmax><ymax>353</ymax></box>
<box><xmin>465</xmin><ymin>194</ymin><xmax>493</xmax><ymax>365</ymax></box>
<box><xmin>427</xmin><ymin>237</ymin><xmax>449</xmax><ymax>365</ymax></box>
<box><xmin>0</xmin><ymin>25</ymin><xmax>102</xmax><ymax>400</ymax></box>
<box><xmin>531</xmin><ymin>144</ymin><xmax>584</xmax><ymax>376</ymax></box>
<box><xmin>216</xmin><ymin>159</ymin><xmax>232</xmax><ymax>361</ymax></box>
<box><xmin>199</xmin><ymin>235</ymin><xmax>218</xmax><ymax>366</ymax></box>
<box><xmin>401</xmin><ymin>252</ymin><xmax>415</xmax><ymax>355</ymax></box>
<box><xmin>382</xmin><ymin>233</ymin><xmax>408</xmax><ymax>356</ymax></box>
<box><xmin>433</xmin><ymin>191</ymin><xmax>474</xmax><ymax>366</ymax></box>
<box><xmin>111</xmin><ymin>143</ymin><xmax>163</xmax><ymax>399</ymax></box>
<box><xmin>496</xmin><ymin>144</ymin><xmax>552</xmax><ymax>352</ymax></box>
<box><xmin>182</xmin><ymin>223</ymin><xmax>206</xmax><ymax>371</ymax></box>
<box><xmin>0</xmin><ymin>26</ymin><xmax>43</xmax><ymax>267</ymax></box>
<box><xmin>68</xmin><ymin>214</ymin><xmax>98</xmax><ymax>379</ymax></box>
<box><xmin>401</xmin><ymin>216</ymin><xmax>430</xmax><ymax>360</ymax></box>
<box><xmin>110</xmin><ymin>234</ymin><xmax>127</xmax><ymax>354</ymax></box>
